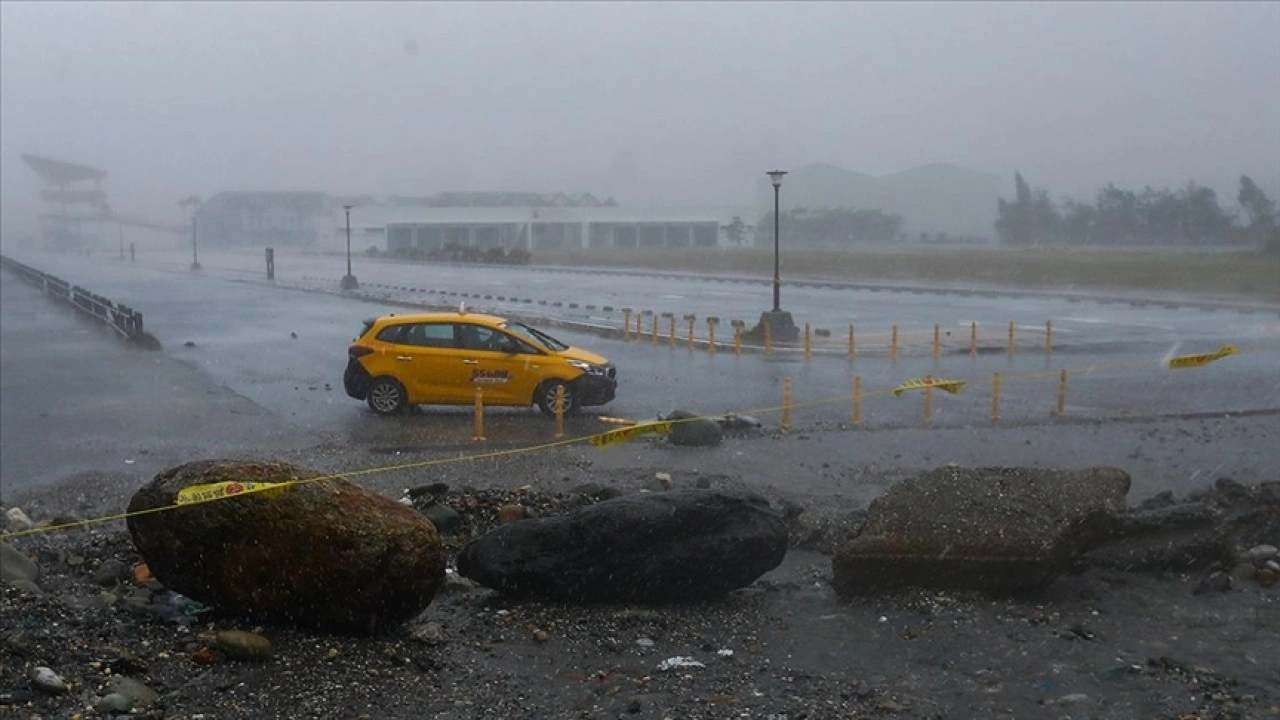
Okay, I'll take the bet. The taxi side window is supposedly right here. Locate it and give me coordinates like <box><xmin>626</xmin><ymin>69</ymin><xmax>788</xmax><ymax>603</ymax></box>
<box><xmin>458</xmin><ymin>324</ymin><xmax>539</xmax><ymax>354</ymax></box>
<box><xmin>375</xmin><ymin>324</ymin><xmax>410</xmax><ymax>344</ymax></box>
<box><xmin>403</xmin><ymin>323</ymin><xmax>457</xmax><ymax>348</ymax></box>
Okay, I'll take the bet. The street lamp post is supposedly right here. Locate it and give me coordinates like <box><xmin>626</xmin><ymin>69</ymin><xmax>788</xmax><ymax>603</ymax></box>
<box><xmin>340</xmin><ymin>204</ymin><xmax>359</xmax><ymax>290</ymax></box>
<box><xmin>177</xmin><ymin>195</ymin><xmax>202</xmax><ymax>270</ymax></box>
<box><xmin>191</xmin><ymin>213</ymin><xmax>201</xmax><ymax>271</ymax></box>
<box><xmin>768</xmin><ymin>170</ymin><xmax>786</xmax><ymax>312</ymax></box>
<box><xmin>756</xmin><ymin>170</ymin><xmax>798</xmax><ymax>342</ymax></box>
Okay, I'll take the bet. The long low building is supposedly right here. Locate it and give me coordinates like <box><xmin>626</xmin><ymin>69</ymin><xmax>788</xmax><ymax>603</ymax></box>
<box><xmin>192</xmin><ymin>191</ymin><xmax>748</xmax><ymax>251</ymax></box>
<box><xmin>335</xmin><ymin>205</ymin><xmax>737</xmax><ymax>252</ymax></box>
<box><xmin>382</xmin><ymin>207</ymin><xmax>723</xmax><ymax>252</ymax></box>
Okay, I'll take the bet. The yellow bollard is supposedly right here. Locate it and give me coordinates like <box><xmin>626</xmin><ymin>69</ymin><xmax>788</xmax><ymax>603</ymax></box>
<box><xmin>991</xmin><ymin>372</ymin><xmax>1001</xmax><ymax>423</ymax></box>
<box><xmin>685</xmin><ymin>315</ymin><xmax>696</xmax><ymax>351</ymax></box>
<box><xmin>763</xmin><ymin>321</ymin><xmax>773</xmax><ymax>356</ymax></box>
<box><xmin>848</xmin><ymin>324</ymin><xmax>856</xmax><ymax>360</ymax></box>
<box><xmin>733</xmin><ymin>322</ymin><xmax>744</xmax><ymax>356</ymax></box>
<box><xmin>667</xmin><ymin>314</ymin><xmax>676</xmax><ymax>348</ymax></box>
<box><xmin>933</xmin><ymin>323</ymin><xmax>941</xmax><ymax>359</ymax></box>
<box><xmin>651</xmin><ymin>312</ymin><xmax>658</xmax><ymax>344</ymax></box>
<box><xmin>1007</xmin><ymin>320</ymin><xmax>1016</xmax><ymax>356</ymax></box>
<box><xmin>1046</xmin><ymin>320</ymin><xmax>1053</xmax><ymax>355</ymax></box>
<box><xmin>923</xmin><ymin>384</ymin><xmax>934</xmax><ymax>426</ymax></box>
<box><xmin>707</xmin><ymin>317</ymin><xmax>718</xmax><ymax>355</ymax></box>
<box><xmin>970</xmin><ymin>321</ymin><xmax>978</xmax><ymax>358</ymax></box>
<box><xmin>891</xmin><ymin>324</ymin><xmax>899</xmax><ymax>361</ymax></box>
<box><xmin>473</xmin><ymin>386</ymin><xmax>486</xmax><ymax>442</ymax></box>
<box><xmin>1056</xmin><ymin>368</ymin><xmax>1067</xmax><ymax>417</ymax></box>
<box><xmin>554</xmin><ymin>384</ymin><xmax>566</xmax><ymax>438</ymax></box>
<box><xmin>852</xmin><ymin>375</ymin><xmax>863</xmax><ymax>426</ymax></box>
<box><xmin>781</xmin><ymin>377</ymin><xmax>793</xmax><ymax>431</ymax></box>
<box><xmin>622</xmin><ymin>309</ymin><xmax>632</xmax><ymax>341</ymax></box>
<box><xmin>804</xmin><ymin>323</ymin><xmax>812</xmax><ymax>360</ymax></box>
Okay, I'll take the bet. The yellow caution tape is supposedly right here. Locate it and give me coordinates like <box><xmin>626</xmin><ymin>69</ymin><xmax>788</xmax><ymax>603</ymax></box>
<box><xmin>1168</xmin><ymin>344</ymin><xmax>1238</xmax><ymax>369</ymax></box>
<box><xmin>893</xmin><ymin>376</ymin><xmax>966</xmax><ymax>397</ymax></box>
<box><xmin>596</xmin><ymin>416</ymin><xmax>639</xmax><ymax>426</ymax></box>
<box><xmin>175</xmin><ymin>480</ymin><xmax>294</xmax><ymax>505</ymax></box>
<box><xmin>588</xmin><ymin>421</ymin><xmax>672</xmax><ymax>448</ymax></box>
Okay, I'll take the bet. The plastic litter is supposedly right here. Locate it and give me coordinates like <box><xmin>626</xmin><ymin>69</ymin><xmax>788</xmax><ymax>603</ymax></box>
<box><xmin>657</xmin><ymin>656</ymin><xmax>705</xmax><ymax>671</ymax></box>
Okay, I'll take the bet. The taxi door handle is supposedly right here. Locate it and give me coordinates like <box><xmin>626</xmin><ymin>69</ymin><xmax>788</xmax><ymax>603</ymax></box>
<box><xmin>462</xmin><ymin>359</ymin><xmax>479</xmax><ymax>365</ymax></box>
<box><xmin>396</xmin><ymin>356</ymin><xmax>413</xmax><ymax>362</ymax></box>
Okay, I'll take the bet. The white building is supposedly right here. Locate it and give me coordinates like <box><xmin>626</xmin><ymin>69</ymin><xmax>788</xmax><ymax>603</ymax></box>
<box><xmin>332</xmin><ymin>204</ymin><xmax>750</xmax><ymax>252</ymax></box>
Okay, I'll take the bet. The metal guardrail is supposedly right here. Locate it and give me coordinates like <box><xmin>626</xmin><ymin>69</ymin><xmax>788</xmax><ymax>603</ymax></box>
<box><xmin>0</xmin><ymin>254</ymin><xmax>147</xmax><ymax>342</ymax></box>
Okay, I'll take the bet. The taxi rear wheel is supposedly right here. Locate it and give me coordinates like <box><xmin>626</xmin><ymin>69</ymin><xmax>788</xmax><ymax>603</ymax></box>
<box><xmin>536</xmin><ymin>380</ymin><xmax>579</xmax><ymax>417</ymax></box>
<box><xmin>367</xmin><ymin>377</ymin><xmax>407</xmax><ymax>415</ymax></box>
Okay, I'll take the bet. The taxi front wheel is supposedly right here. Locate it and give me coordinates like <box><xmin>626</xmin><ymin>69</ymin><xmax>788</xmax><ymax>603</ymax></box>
<box><xmin>367</xmin><ymin>377</ymin><xmax>408</xmax><ymax>415</ymax></box>
<box><xmin>536</xmin><ymin>380</ymin><xmax>579</xmax><ymax>417</ymax></box>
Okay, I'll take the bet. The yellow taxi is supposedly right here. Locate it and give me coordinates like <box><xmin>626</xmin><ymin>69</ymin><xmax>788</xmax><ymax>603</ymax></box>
<box><xmin>343</xmin><ymin>311</ymin><xmax>617</xmax><ymax>416</ymax></box>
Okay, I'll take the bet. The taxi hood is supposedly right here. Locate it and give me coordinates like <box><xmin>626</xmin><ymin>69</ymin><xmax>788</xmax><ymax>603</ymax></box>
<box><xmin>556</xmin><ymin>345</ymin><xmax>609</xmax><ymax>366</ymax></box>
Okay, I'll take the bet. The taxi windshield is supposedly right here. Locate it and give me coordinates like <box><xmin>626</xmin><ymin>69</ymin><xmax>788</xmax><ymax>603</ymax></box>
<box><xmin>501</xmin><ymin>321</ymin><xmax>569</xmax><ymax>352</ymax></box>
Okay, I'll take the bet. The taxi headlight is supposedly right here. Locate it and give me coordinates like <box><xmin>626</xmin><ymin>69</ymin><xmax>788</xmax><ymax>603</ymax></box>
<box><xmin>567</xmin><ymin>359</ymin><xmax>606</xmax><ymax>375</ymax></box>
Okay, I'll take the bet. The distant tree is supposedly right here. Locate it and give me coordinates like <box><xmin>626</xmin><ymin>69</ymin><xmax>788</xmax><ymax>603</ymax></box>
<box><xmin>1238</xmin><ymin>175</ymin><xmax>1276</xmax><ymax>232</ymax></box>
<box><xmin>725</xmin><ymin>216</ymin><xmax>746</xmax><ymax>246</ymax></box>
<box><xmin>996</xmin><ymin>172</ymin><xmax>1057</xmax><ymax>245</ymax></box>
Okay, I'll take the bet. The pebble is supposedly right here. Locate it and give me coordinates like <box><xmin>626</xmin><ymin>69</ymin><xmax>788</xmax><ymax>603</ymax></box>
<box><xmin>29</xmin><ymin>666</ymin><xmax>67</xmax><ymax>695</ymax></box>
<box><xmin>532</xmin><ymin>628</ymin><xmax>549</xmax><ymax>643</ymax></box>
<box><xmin>636</xmin><ymin>637</ymin><xmax>655</xmax><ymax>648</ymax></box>
<box><xmin>191</xmin><ymin>648</ymin><xmax>220</xmax><ymax>666</ymax></box>
<box><xmin>497</xmin><ymin>504</ymin><xmax>526</xmax><ymax>525</ymax></box>
<box><xmin>1230</xmin><ymin>562</ymin><xmax>1257</xmax><ymax>582</ymax></box>
<box><xmin>1</xmin><ymin>541</ymin><xmax>40</xmax><ymax>583</ymax></box>
<box><xmin>1049</xmin><ymin>693</ymin><xmax>1091</xmax><ymax>705</ymax></box>
<box><xmin>1258</xmin><ymin>568</ymin><xmax>1277</xmax><ymax>587</ymax></box>
<box><xmin>1241</xmin><ymin>544</ymin><xmax>1278</xmax><ymax>563</ymax></box>
<box><xmin>654</xmin><ymin>472</ymin><xmax>673</xmax><ymax>489</ymax></box>
<box><xmin>409</xmin><ymin>622</ymin><xmax>446</xmax><ymax>647</ymax></box>
<box><xmin>96</xmin><ymin>693</ymin><xmax>132</xmax><ymax>713</ymax></box>
<box><xmin>110</xmin><ymin>676</ymin><xmax>158</xmax><ymax>707</ymax></box>
<box><xmin>8</xmin><ymin>579</ymin><xmax>43</xmax><ymax>596</ymax></box>
<box><xmin>4</xmin><ymin>507</ymin><xmax>34</xmax><ymax>531</ymax></box>
<box><xmin>212</xmin><ymin>630</ymin><xmax>273</xmax><ymax>661</ymax></box>
<box><xmin>92</xmin><ymin>559</ymin><xmax>129</xmax><ymax>586</ymax></box>
<box><xmin>421</xmin><ymin>503</ymin><xmax>462</xmax><ymax>533</ymax></box>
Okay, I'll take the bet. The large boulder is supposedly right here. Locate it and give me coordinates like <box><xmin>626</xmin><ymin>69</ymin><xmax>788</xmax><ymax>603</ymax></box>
<box><xmin>127</xmin><ymin>460</ymin><xmax>446</xmax><ymax>633</ymax></box>
<box><xmin>666</xmin><ymin>410</ymin><xmax>723</xmax><ymax>447</ymax></box>
<box><xmin>832</xmin><ymin>467</ymin><xmax>1130</xmax><ymax>596</ymax></box>
<box><xmin>457</xmin><ymin>490</ymin><xmax>787</xmax><ymax>602</ymax></box>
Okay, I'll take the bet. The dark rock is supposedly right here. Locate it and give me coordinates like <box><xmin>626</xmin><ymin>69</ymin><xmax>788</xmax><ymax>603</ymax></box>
<box><xmin>833</xmin><ymin>467</ymin><xmax>1130</xmax><ymax>595</ymax></box>
<box><xmin>1193</xmin><ymin>571</ymin><xmax>1233</xmax><ymax>594</ymax></box>
<box><xmin>92</xmin><ymin>559</ymin><xmax>129</xmax><ymax>586</ymax></box>
<box><xmin>1137</xmin><ymin>490</ymin><xmax>1177</xmax><ymax>511</ymax></box>
<box><xmin>569</xmin><ymin>483</ymin><xmax>621</xmax><ymax>501</ymax></box>
<box><xmin>457</xmin><ymin>490</ymin><xmax>787</xmax><ymax>602</ymax></box>
<box><xmin>419</xmin><ymin>502</ymin><xmax>461</xmax><ymax>533</ymax></box>
<box><xmin>211</xmin><ymin>630</ymin><xmax>272</xmax><ymax>661</ymax></box>
<box><xmin>1087</xmin><ymin>502</ymin><xmax>1231</xmax><ymax>572</ymax></box>
<box><xmin>666</xmin><ymin>410</ymin><xmax>723</xmax><ymax>447</ymax></box>
<box><xmin>126</xmin><ymin>460</ymin><xmax>446</xmax><ymax>633</ymax></box>
<box><xmin>108</xmin><ymin>677</ymin><xmax>157</xmax><ymax>708</ymax></box>
<box><xmin>8</xmin><ymin>579</ymin><xmax>42</xmax><ymax>596</ymax></box>
<box><xmin>1</xmin><ymin>541</ymin><xmax>40</xmax><ymax>584</ymax></box>
<box><xmin>96</xmin><ymin>693</ymin><xmax>132</xmax><ymax>714</ymax></box>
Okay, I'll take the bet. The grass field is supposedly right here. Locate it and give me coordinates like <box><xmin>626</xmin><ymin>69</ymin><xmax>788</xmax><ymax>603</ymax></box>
<box><xmin>537</xmin><ymin>247</ymin><xmax>1280</xmax><ymax>304</ymax></box>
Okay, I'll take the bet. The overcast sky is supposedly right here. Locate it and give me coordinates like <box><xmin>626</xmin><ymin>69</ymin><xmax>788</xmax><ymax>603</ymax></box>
<box><xmin>2</xmin><ymin>1</ymin><xmax>1278</xmax><ymax>228</ymax></box>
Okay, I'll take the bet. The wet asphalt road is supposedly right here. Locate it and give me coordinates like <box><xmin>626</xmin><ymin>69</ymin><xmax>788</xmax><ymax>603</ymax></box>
<box><xmin>2</xmin><ymin>248</ymin><xmax>1279</xmax><ymax>501</ymax></box>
